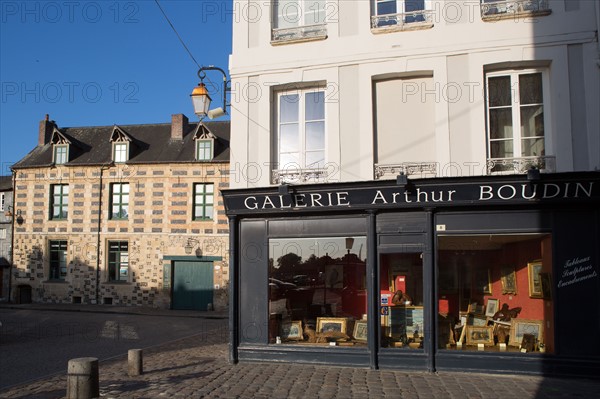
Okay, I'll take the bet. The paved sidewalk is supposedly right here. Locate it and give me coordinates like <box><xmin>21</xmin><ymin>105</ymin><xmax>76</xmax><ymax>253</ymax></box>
<box><xmin>1</xmin><ymin>304</ymin><xmax>600</xmax><ymax>398</ymax></box>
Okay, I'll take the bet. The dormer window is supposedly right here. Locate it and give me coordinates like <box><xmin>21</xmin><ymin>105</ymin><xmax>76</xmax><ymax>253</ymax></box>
<box><xmin>54</xmin><ymin>145</ymin><xmax>68</xmax><ymax>165</ymax></box>
<box><xmin>114</xmin><ymin>143</ymin><xmax>129</xmax><ymax>163</ymax></box>
<box><xmin>50</xmin><ymin>128</ymin><xmax>71</xmax><ymax>165</ymax></box>
<box><xmin>110</xmin><ymin>126</ymin><xmax>133</xmax><ymax>163</ymax></box>
<box><xmin>193</xmin><ymin>123</ymin><xmax>216</xmax><ymax>161</ymax></box>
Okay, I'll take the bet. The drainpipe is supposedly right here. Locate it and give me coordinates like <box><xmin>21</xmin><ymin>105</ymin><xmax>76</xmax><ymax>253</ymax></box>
<box><xmin>596</xmin><ymin>0</ymin><xmax>600</xmax><ymax>67</ymax></box>
<box><xmin>7</xmin><ymin>169</ymin><xmax>16</xmax><ymax>302</ymax></box>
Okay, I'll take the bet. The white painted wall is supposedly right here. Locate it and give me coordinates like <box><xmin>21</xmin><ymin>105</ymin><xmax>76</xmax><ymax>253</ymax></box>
<box><xmin>229</xmin><ymin>0</ymin><xmax>600</xmax><ymax>188</ymax></box>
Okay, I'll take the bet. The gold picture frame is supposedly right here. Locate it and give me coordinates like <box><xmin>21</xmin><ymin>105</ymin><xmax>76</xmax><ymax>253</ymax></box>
<box><xmin>485</xmin><ymin>298</ymin><xmax>499</xmax><ymax>317</ymax></box>
<box><xmin>509</xmin><ymin>319</ymin><xmax>544</xmax><ymax>347</ymax></box>
<box><xmin>500</xmin><ymin>266</ymin><xmax>517</xmax><ymax>295</ymax></box>
<box><xmin>528</xmin><ymin>261</ymin><xmax>543</xmax><ymax>298</ymax></box>
<box><xmin>465</xmin><ymin>326</ymin><xmax>494</xmax><ymax>346</ymax></box>
<box><xmin>353</xmin><ymin>320</ymin><xmax>368</xmax><ymax>342</ymax></box>
<box><xmin>316</xmin><ymin>317</ymin><xmax>347</xmax><ymax>334</ymax></box>
<box><xmin>280</xmin><ymin>320</ymin><xmax>303</xmax><ymax>341</ymax></box>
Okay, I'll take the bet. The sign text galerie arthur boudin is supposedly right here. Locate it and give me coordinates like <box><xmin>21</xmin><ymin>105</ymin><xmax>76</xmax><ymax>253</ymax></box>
<box><xmin>223</xmin><ymin>180</ymin><xmax>597</xmax><ymax>213</ymax></box>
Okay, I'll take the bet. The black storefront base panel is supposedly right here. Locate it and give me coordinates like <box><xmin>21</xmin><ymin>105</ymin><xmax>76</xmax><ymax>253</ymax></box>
<box><xmin>237</xmin><ymin>345</ymin><xmax>371</xmax><ymax>367</ymax></box>
<box><xmin>435</xmin><ymin>351</ymin><xmax>600</xmax><ymax>378</ymax></box>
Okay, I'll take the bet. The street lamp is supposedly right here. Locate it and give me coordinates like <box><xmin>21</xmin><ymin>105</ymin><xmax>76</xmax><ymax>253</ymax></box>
<box><xmin>190</xmin><ymin>65</ymin><xmax>230</xmax><ymax>120</ymax></box>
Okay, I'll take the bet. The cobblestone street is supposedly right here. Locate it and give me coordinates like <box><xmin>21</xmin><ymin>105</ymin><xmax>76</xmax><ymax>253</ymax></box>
<box><xmin>2</xmin><ymin>327</ymin><xmax>600</xmax><ymax>398</ymax></box>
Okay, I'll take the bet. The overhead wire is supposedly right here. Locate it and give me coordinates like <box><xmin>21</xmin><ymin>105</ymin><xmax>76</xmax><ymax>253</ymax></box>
<box><xmin>153</xmin><ymin>0</ymin><xmax>271</xmax><ymax>135</ymax></box>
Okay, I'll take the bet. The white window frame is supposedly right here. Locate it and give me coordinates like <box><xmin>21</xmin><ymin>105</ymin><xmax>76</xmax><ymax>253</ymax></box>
<box><xmin>53</xmin><ymin>144</ymin><xmax>69</xmax><ymax>165</ymax></box>
<box><xmin>196</xmin><ymin>139</ymin><xmax>214</xmax><ymax>161</ymax></box>
<box><xmin>485</xmin><ymin>68</ymin><xmax>552</xmax><ymax>173</ymax></box>
<box><xmin>0</xmin><ymin>228</ymin><xmax>6</xmax><ymax>239</ymax></box>
<box><xmin>0</xmin><ymin>192</ymin><xmax>4</xmax><ymax>211</ymax></box>
<box><xmin>275</xmin><ymin>87</ymin><xmax>327</xmax><ymax>174</ymax></box>
<box><xmin>371</xmin><ymin>0</ymin><xmax>433</xmax><ymax>29</ymax></box>
<box><xmin>272</xmin><ymin>0</ymin><xmax>327</xmax><ymax>43</ymax></box>
<box><xmin>113</xmin><ymin>142</ymin><xmax>129</xmax><ymax>163</ymax></box>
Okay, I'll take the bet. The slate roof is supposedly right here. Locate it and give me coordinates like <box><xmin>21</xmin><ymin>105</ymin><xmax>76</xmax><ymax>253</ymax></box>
<box><xmin>12</xmin><ymin>120</ymin><xmax>230</xmax><ymax>169</ymax></box>
<box><xmin>0</xmin><ymin>175</ymin><xmax>11</xmax><ymax>191</ymax></box>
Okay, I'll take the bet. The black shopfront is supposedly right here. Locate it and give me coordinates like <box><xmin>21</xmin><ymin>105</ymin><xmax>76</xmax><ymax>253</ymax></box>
<box><xmin>222</xmin><ymin>172</ymin><xmax>600</xmax><ymax>376</ymax></box>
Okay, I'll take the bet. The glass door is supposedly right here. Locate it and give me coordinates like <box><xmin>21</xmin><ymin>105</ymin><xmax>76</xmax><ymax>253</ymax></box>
<box><xmin>379</xmin><ymin>252</ymin><xmax>424</xmax><ymax>350</ymax></box>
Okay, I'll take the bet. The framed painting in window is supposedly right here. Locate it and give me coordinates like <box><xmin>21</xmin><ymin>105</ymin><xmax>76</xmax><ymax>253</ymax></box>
<box><xmin>527</xmin><ymin>261</ymin><xmax>543</xmax><ymax>298</ymax></box>
<box><xmin>500</xmin><ymin>266</ymin><xmax>517</xmax><ymax>294</ymax></box>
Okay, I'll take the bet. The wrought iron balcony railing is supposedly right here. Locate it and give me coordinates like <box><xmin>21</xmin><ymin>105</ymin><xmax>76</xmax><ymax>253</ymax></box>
<box><xmin>374</xmin><ymin>162</ymin><xmax>438</xmax><ymax>180</ymax></box>
<box><xmin>371</xmin><ymin>10</ymin><xmax>435</xmax><ymax>30</ymax></box>
<box><xmin>480</xmin><ymin>0</ymin><xmax>550</xmax><ymax>18</ymax></box>
<box><xmin>487</xmin><ymin>156</ymin><xmax>556</xmax><ymax>174</ymax></box>
<box><xmin>272</xmin><ymin>167</ymin><xmax>330</xmax><ymax>184</ymax></box>
<box><xmin>272</xmin><ymin>23</ymin><xmax>327</xmax><ymax>43</ymax></box>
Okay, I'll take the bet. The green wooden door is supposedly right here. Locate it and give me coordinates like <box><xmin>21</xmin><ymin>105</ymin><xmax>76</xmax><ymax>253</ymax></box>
<box><xmin>172</xmin><ymin>261</ymin><xmax>213</xmax><ymax>310</ymax></box>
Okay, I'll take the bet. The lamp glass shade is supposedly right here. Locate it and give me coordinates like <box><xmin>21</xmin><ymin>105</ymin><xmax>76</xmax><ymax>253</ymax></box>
<box><xmin>345</xmin><ymin>237</ymin><xmax>355</xmax><ymax>251</ymax></box>
<box><xmin>191</xmin><ymin>83</ymin><xmax>212</xmax><ymax>117</ymax></box>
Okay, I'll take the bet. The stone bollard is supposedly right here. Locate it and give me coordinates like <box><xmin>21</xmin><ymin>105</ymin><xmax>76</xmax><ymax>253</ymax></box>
<box><xmin>128</xmin><ymin>349</ymin><xmax>143</xmax><ymax>376</ymax></box>
<box><xmin>67</xmin><ymin>357</ymin><xmax>99</xmax><ymax>399</ymax></box>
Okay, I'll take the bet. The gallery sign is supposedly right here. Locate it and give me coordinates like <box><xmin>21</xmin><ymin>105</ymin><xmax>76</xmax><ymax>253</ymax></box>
<box><xmin>222</xmin><ymin>178</ymin><xmax>599</xmax><ymax>214</ymax></box>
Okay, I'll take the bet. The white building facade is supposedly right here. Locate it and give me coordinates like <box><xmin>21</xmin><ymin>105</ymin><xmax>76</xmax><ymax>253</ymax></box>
<box><xmin>224</xmin><ymin>1</ymin><xmax>600</xmax><ymax>375</ymax></box>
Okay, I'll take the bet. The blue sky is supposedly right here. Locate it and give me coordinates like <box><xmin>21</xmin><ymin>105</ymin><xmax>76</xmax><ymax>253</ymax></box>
<box><xmin>0</xmin><ymin>0</ymin><xmax>233</xmax><ymax>175</ymax></box>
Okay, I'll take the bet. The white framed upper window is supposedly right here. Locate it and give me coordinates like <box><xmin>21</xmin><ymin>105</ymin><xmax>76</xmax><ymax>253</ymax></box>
<box><xmin>371</xmin><ymin>0</ymin><xmax>432</xmax><ymax>29</ymax></box>
<box><xmin>0</xmin><ymin>192</ymin><xmax>4</xmax><ymax>211</ymax></box>
<box><xmin>196</xmin><ymin>139</ymin><xmax>213</xmax><ymax>161</ymax></box>
<box><xmin>113</xmin><ymin>142</ymin><xmax>128</xmax><ymax>163</ymax></box>
<box><xmin>276</xmin><ymin>88</ymin><xmax>326</xmax><ymax>172</ymax></box>
<box><xmin>486</xmin><ymin>69</ymin><xmax>551</xmax><ymax>173</ymax></box>
<box><xmin>272</xmin><ymin>0</ymin><xmax>327</xmax><ymax>43</ymax></box>
<box><xmin>53</xmin><ymin>145</ymin><xmax>69</xmax><ymax>165</ymax></box>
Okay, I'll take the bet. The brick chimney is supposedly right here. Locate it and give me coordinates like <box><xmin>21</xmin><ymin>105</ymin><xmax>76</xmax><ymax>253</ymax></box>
<box><xmin>171</xmin><ymin>114</ymin><xmax>189</xmax><ymax>141</ymax></box>
<box><xmin>38</xmin><ymin>114</ymin><xmax>54</xmax><ymax>146</ymax></box>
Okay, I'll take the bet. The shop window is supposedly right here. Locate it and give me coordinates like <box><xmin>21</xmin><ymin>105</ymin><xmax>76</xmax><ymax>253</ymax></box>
<box><xmin>110</xmin><ymin>183</ymin><xmax>129</xmax><ymax>220</ymax></box>
<box><xmin>380</xmin><ymin>252</ymin><xmax>425</xmax><ymax>349</ymax></box>
<box><xmin>49</xmin><ymin>240</ymin><xmax>67</xmax><ymax>280</ymax></box>
<box><xmin>193</xmin><ymin>183</ymin><xmax>214</xmax><ymax>220</ymax></box>
<box><xmin>274</xmin><ymin>88</ymin><xmax>326</xmax><ymax>183</ymax></box>
<box><xmin>371</xmin><ymin>0</ymin><xmax>433</xmax><ymax>30</ymax></box>
<box><xmin>268</xmin><ymin>236</ymin><xmax>367</xmax><ymax>346</ymax></box>
<box><xmin>486</xmin><ymin>69</ymin><xmax>552</xmax><ymax>173</ymax></box>
<box><xmin>437</xmin><ymin>233</ymin><xmax>554</xmax><ymax>354</ymax></box>
<box><xmin>50</xmin><ymin>184</ymin><xmax>69</xmax><ymax>220</ymax></box>
<box><xmin>272</xmin><ymin>0</ymin><xmax>327</xmax><ymax>44</ymax></box>
<box><xmin>108</xmin><ymin>241</ymin><xmax>129</xmax><ymax>282</ymax></box>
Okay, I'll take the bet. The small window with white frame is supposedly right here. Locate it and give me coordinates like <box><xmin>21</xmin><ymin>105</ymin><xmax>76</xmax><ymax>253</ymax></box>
<box><xmin>371</xmin><ymin>0</ymin><xmax>433</xmax><ymax>30</ymax></box>
<box><xmin>53</xmin><ymin>145</ymin><xmax>69</xmax><ymax>165</ymax></box>
<box><xmin>196</xmin><ymin>139</ymin><xmax>213</xmax><ymax>161</ymax></box>
<box><xmin>113</xmin><ymin>142</ymin><xmax>129</xmax><ymax>163</ymax></box>
<box><xmin>272</xmin><ymin>0</ymin><xmax>327</xmax><ymax>43</ymax></box>
<box><xmin>486</xmin><ymin>69</ymin><xmax>551</xmax><ymax>173</ymax></box>
<box><xmin>0</xmin><ymin>192</ymin><xmax>4</xmax><ymax>211</ymax></box>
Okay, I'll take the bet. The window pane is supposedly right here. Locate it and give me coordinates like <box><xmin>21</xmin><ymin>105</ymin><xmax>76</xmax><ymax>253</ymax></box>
<box><xmin>490</xmin><ymin>140</ymin><xmax>514</xmax><ymax>159</ymax></box>
<box><xmin>205</xmin><ymin>205</ymin><xmax>214</xmax><ymax>217</ymax></box>
<box><xmin>268</xmin><ymin>236</ymin><xmax>367</xmax><ymax>346</ymax></box>
<box><xmin>522</xmin><ymin>137</ymin><xmax>545</xmax><ymax>157</ymax></box>
<box><xmin>276</xmin><ymin>0</ymin><xmax>300</xmax><ymax>29</ymax></box>
<box><xmin>280</xmin><ymin>94</ymin><xmax>299</xmax><ymax>123</ymax></box>
<box><xmin>437</xmin><ymin>234</ymin><xmax>554</xmax><ymax>354</ymax></box>
<box><xmin>377</xmin><ymin>0</ymin><xmax>396</xmax><ymax>15</ymax></box>
<box><xmin>122</xmin><ymin>184</ymin><xmax>129</xmax><ymax>193</ymax></box>
<box><xmin>305</xmin><ymin>121</ymin><xmax>325</xmax><ymax>150</ymax></box>
<box><xmin>489</xmin><ymin>109</ymin><xmax>513</xmax><ymax>139</ymax></box>
<box><xmin>305</xmin><ymin>151</ymin><xmax>325</xmax><ymax>169</ymax></box>
<box><xmin>519</xmin><ymin>73</ymin><xmax>543</xmax><ymax>105</ymax></box>
<box><xmin>520</xmin><ymin>105</ymin><xmax>544</xmax><ymax>138</ymax></box>
<box><xmin>304</xmin><ymin>0</ymin><xmax>325</xmax><ymax>24</ymax></box>
<box><xmin>279</xmin><ymin>153</ymin><xmax>300</xmax><ymax>168</ymax></box>
<box><xmin>206</xmin><ymin>184</ymin><xmax>214</xmax><ymax>193</ymax></box>
<box><xmin>488</xmin><ymin>76</ymin><xmax>512</xmax><ymax>107</ymax></box>
<box><xmin>305</xmin><ymin>91</ymin><xmax>325</xmax><ymax>120</ymax></box>
<box><xmin>280</xmin><ymin>124</ymin><xmax>299</xmax><ymax>153</ymax></box>
<box><xmin>206</xmin><ymin>195</ymin><xmax>214</xmax><ymax>205</ymax></box>
<box><xmin>405</xmin><ymin>0</ymin><xmax>425</xmax><ymax>12</ymax></box>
